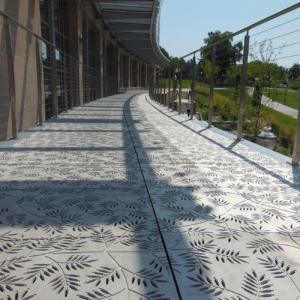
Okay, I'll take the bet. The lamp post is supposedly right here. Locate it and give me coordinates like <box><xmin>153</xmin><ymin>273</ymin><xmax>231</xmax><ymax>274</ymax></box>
<box><xmin>159</xmin><ymin>72</ymin><xmax>161</xmax><ymax>104</ymax></box>
<box><xmin>284</xmin><ymin>79</ymin><xmax>289</xmax><ymax>105</ymax></box>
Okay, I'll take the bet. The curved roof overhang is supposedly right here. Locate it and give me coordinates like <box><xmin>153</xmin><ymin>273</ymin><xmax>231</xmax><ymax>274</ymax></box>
<box><xmin>84</xmin><ymin>0</ymin><xmax>169</xmax><ymax>65</ymax></box>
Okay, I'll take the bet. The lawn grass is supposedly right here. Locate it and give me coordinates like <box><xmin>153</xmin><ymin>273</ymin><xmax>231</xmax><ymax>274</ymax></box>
<box><xmin>213</xmin><ymin>88</ymin><xmax>253</xmax><ymax>102</ymax></box>
<box><xmin>162</xmin><ymin>79</ymin><xmax>209</xmax><ymax>89</ymax></box>
<box><xmin>262</xmin><ymin>89</ymin><xmax>300</xmax><ymax>110</ymax></box>
<box><xmin>213</xmin><ymin>88</ymin><xmax>297</xmax><ymax>129</ymax></box>
<box><xmin>267</xmin><ymin>107</ymin><xmax>297</xmax><ymax>131</ymax></box>
<box><xmin>196</xmin><ymin>86</ymin><xmax>297</xmax><ymax>132</ymax></box>
<box><xmin>192</xmin><ymin>85</ymin><xmax>297</xmax><ymax>156</ymax></box>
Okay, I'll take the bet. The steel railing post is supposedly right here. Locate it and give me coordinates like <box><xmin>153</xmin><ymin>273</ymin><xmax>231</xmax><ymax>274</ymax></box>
<box><xmin>153</xmin><ymin>75</ymin><xmax>155</xmax><ymax>100</ymax></box>
<box><xmin>164</xmin><ymin>68</ymin><xmax>166</xmax><ymax>106</ymax></box>
<box><xmin>156</xmin><ymin>76</ymin><xmax>158</xmax><ymax>102</ymax></box>
<box><xmin>160</xmin><ymin>72</ymin><xmax>163</xmax><ymax>105</ymax></box>
<box><xmin>96</xmin><ymin>72</ymin><xmax>99</xmax><ymax>99</ymax></box>
<box><xmin>76</xmin><ymin>62</ymin><xmax>79</xmax><ymax>107</ymax></box>
<box><xmin>87</xmin><ymin>67</ymin><xmax>90</xmax><ymax>103</ymax></box>
<box><xmin>156</xmin><ymin>73</ymin><xmax>160</xmax><ymax>103</ymax></box>
<box><xmin>157</xmin><ymin>73</ymin><xmax>159</xmax><ymax>103</ymax></box>
<box><xmin>172</xmin><ymin>63</ymin><xmax>176</xmax><ymax>111</ymax></box>
<box><xmin>190</xmin><ymin>54</ymin><xmax>196</xmax><ymax>120</ymax></box>
<box><xmin>179</xmin><ymin>62</ymin><xmax>182</xmax><ymax>114</ymax></box>
<box><xmin>35</xmin><ymin>37</ymin><xmax>43</xmax><ymax>126</ymax></box>
<box><xmin>152</xmin><ymin>75</ymin><xmax>154</xmax><ymax>100</ymax></box>
<box><xmin>150</xmin><ymin>76</ymin><xmax>152</xmax><ymax>98</ymax></box>
<box><xmin>70</xmin><ymin>59</ymin><xmax>74</xmax><ymax>109</ymax></box>
<box><xmin>168</xmin><ymin>66</ymin><xmax>171</xmax><ymax>109</ymax></box>
<box><xmin>237</xmin><ymin>32</ymin><xmax>250</xmax><ymax>140</ymax></box>
<box><xmin>152</xmin><ymin>75</ymin><xmax>154</xmax><ymax>99</ymax></box>
<box><xmin>292</xmin><ymin>102</ymin><xmax>300</xmax><ymax>165</ymax></box>
<box><xmin>63</xmin><ymin>54</ymin><xmax>68</xmax><ymax>112</ymax></box>
<box><xmin>152</xmin><ymin>76</ymin><xmax>153</xmax><ymax>100</ymax></box>
<box><xmin>159</xmin><ymin>72</ymin><xmax>161</xmax><ymax>104</ymax></box>
<box><xmin>50</xmin><ymin>46</ymin><xmax>58</xmax><ymax>117</ymax></box>
<box><xmin>5</xmin><ymin>18</ymin><xmax>18</xmax><ymax>138</ymax></box>
<box><xmin>208</xmin><ymin>46</ymin><xmax>216</xmax><ymax>127</ymax></box>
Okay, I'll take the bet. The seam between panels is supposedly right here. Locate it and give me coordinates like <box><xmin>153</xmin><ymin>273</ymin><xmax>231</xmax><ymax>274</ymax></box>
<box><xmin>122</xmin><ymin>94</ymin><xmax>183</xmax><ymax>300</ymax></box>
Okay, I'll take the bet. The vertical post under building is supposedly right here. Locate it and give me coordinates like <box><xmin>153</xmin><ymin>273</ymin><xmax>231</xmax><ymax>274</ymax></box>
<box><xmin>237</xmin><ymin>32</ymin><xmax>250</xmax><ymax>140</ymax></box>
<box><xmin>70</xmin><ymin>58</ymin><xmax>74</xmax><ymax>109</ymax></box>
<box><xmin>35</xmin><ymin>37</ymin><xmax>43</xmax><ymax>126</ymax></box>
<box><xmin>172</xmin><ymin>63</ymin><xmax>176</xmax><ymax>111</ymax></box>
<box><xmin>51</xmin><ymin>46</ymin><xmax>58</xmax><ymax>117</ymax></box>
<box><xmin>179</xmin><ymin>62</ymin><xmax>182</xmax><ymax>114</ymax></box>
<box><xmin>208</xmin><ymin>46</ymin><xmax>216</xmax><ymax>128</ymax></box>
<box><xmin>161</xmin><ymin>72</ymin><xmax>163</xmax><ymax>105</ymax></box>
<box><xmin>76</xmin><ymin>61</ymin><xmax>79</xmax><ymax>107</ymax></box>
<box><xmin>64</xmin><ymin>54</ymin><xmax>68</xmax><ymax>111</ymax></box>
<box><xmin>190</xmin><ymin>54</ymin><xmax>196</xmax><ymax>120</ymax></box>
<box><xmin>100</xmin><ymin>33</ymin><xmax>104</xmax><ymax>98</ymax></box>
<box><xmin>168</xmin><ymin>66</ymin><xmax>171</xmax><ymax>109</ymax></box>
<box><xmin>48</xmin><ymin>0</ymin><xmax>58</xmax><ymax>116</ymax></box>
<box><xmin>164</xmin><ymin>68</ymin><xmax>166</xmax><ymax>106</ymax></box>
<box><xmin>160</xmin><ymin>72</ymin><xmax>163</xmax><ymax>105</ymax></box>
<box><xmin>292</xmin><ymin>103</ymin><xmax>300</xmax><ymax>165</ymax></box>
<box><xmin>159</xmin><ymin>72</ymin><xmax>161</xmax><ymax>104</ymax></box>
<box><xmin>5</xmin><ymin>18</ymin><xmax>18</xmax><ymax>139</ymax></box>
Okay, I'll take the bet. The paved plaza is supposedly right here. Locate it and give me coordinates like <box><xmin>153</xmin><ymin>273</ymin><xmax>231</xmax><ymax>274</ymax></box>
<box><xmin>0</xmin><ymin>93</ymin><xmax>300</xmax><ymax>299</ymax></box>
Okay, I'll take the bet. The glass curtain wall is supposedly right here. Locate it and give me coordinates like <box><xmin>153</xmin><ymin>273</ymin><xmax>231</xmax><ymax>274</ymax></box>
<box><xmin>105</xmin><ymin>45</ymin><xmax>113</xmax><ymax>96</ymax></box>
<box><xmin>39</xmin><ymin>0</ymin><xmax>69</xmax><ymax>119</ymax></box>
<box><xmin>82</xmin><ymin>21</ymin><xmax>95</xmax><ymax>103</ymax></box>
<box><xmin>147</xmin><ymin>66</ymin><xmax>151</xmax><ymax>88</ymax></box>
<box><xmin>120</xmin><ymin>53</ymin><xmax>127</xmax><ymax>91</ymax></box>
<box><xmin>140</xmin><ymin>62</ymin><xmax>145</xmax><ymax>87</ymax></box>
<box><xmin>131</xmin><ymin>59</ymin><xmax>136</xmax><ymax>87</ymax></box>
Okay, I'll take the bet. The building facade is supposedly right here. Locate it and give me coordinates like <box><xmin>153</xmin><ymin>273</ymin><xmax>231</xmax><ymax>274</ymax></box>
<box><xmin>0</xmin><ymin>0</ymin><xmax>168</xmax><ymax>141</ymax></box>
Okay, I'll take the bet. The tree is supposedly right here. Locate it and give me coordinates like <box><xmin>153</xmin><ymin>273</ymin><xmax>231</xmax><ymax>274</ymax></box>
<box><xmin>201</xmin><ymin>59</ymin><xmax>220</xmax><ymax>78</ymax></box>
<box><xmin>247</xmin><ymin>39</ymin><xmax>288</xmax><ymax>137</ymax></box>
<box><xmin>160</xmin><ymin>46</ymin><xmax>171</xmax><ymax>61</ymax></box>
<box><xmin>225</xmin><ymin>39</ymin><xmax>288</xmax><ymax>137</ymax></box>
<box><xmin>200</xmin><ymin>31</ymin><xmax>243</xmax><ymax>76</ymax></box>
<box><xmin>289</xmin><ymin>63</ymin><xmax>300</xmax><ymax>79</ymax></box>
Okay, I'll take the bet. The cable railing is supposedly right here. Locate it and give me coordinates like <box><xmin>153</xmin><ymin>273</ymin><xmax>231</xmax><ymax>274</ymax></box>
<box><xmin>149</xmin><ymin>3</ymin><xmax>300</xmax><ymax>166</ymax></box>
<box><xmin>0</xmin><ymin>9</ymin><xmax>124</xmax><ymax>142</ymax></box>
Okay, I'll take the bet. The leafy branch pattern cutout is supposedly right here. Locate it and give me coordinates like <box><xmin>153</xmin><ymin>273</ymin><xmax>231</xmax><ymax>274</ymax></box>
<box><xmin>1</xmin><ymin>92</ymin><xmax>300</xmax><ymax>300</ymax></box>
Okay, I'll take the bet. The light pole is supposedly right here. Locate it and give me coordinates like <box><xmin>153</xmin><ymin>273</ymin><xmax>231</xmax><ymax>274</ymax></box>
<box><xmin>284</xmin><ymin>78</ymin><xmax>289</xmax><ymax>105</ymax></box>
<box><xmin>200</xmin><ymin>71</ymin><xmax>203</xmax><ymax>87</ymax></box>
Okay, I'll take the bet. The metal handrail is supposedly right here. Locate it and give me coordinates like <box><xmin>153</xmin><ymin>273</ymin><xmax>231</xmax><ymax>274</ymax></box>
<box><xmin>0</xmin><ymin>9</ymin><xmax>107</xmax><ymax>73</ymax></box>
<box><xmin>150</xmin><ymin>3</ymin><xmax>300</xmax><ymax>165</ymax></box>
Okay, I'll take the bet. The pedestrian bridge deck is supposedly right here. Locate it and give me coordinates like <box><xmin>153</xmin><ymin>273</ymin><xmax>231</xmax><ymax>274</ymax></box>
<box><xmin>0</xmin><ymin>93</ymin><xmax>299</xmax><ymax>300</ymax></box>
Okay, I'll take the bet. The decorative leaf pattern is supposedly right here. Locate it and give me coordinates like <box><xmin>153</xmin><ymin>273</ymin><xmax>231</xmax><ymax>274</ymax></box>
<box><xmin>0</xmin><ymin>93</ymin><xmax>299</xmax><ymax>299</ymax></box>
<box><xmin>242</xmin><ymin>270</ymin><xmax>274</xmax><ymax>298</ymax></box>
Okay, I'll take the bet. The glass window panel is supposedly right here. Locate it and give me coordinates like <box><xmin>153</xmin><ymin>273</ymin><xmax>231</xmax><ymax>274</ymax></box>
<box><xmin>39</xmin><ymin>0</ymin><xmax>48</xmax><ymax>23</ymax></box>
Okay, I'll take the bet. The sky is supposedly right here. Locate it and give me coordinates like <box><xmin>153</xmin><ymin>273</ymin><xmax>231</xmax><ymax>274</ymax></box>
<box><xmin>159</xmin><ymin>0</ymin><xmax>300</xmax><ymax>68</ymax></box>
